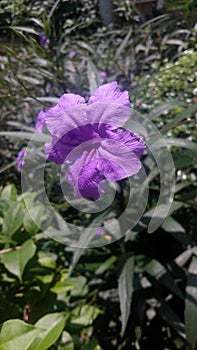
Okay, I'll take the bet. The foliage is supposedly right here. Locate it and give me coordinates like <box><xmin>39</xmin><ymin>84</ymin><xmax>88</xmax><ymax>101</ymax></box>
<box><xmin>0</xmin><ymin>0</ymin><xmax>197</xmax><ymax>349</ymax></box>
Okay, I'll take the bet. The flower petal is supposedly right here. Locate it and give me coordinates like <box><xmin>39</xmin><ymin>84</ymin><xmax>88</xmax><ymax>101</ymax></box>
<box><xmin>89</xmin><ymin>81</ymin><xmax>130</xmax><ymax>107</ymax></box>
<box><xmin>45</xmin><ymin>124</ymin><xmax>98</xmax><ymax>164</ymax></box>
<box><xmin>67</xmin><ymin>149</ymin><xmax>105</xmax><ymax>200</ymax></box>
<box><xmin>35</xmin><ymin>110</ymin><xmax>45</xmax><ymax>133</ymax></box>
<box><xmin>104</xmin><ymin>127</ymin><xmax>146</xmax><ymax>158</ymax></box>
<box><xmin>45</xmin><ymin>104</ymin><xmax>88</xmax><ymax>138</ymax></box>
<box><xmin>66</xmin><ymin>138</ymin><xmax>143</xmax><ymax>200</ymax></box>
<box><xmin>58</xmin><ymin>93</ymin><xmax>85</xmax><ymax>109</ymax></box>
<box><xmin>87</xmin><ymin>103</ymin><xmax>131</xmax><ymax>129</ymax></box>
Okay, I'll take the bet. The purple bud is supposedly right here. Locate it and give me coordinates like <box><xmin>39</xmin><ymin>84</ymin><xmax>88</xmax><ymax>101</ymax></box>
<box><xmin>39</xmin><ymin>33</ymin><xmax>50</xmax><ymax>48</ymax></box>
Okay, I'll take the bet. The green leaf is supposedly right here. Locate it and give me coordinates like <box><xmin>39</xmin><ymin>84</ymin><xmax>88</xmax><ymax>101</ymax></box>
<box><xmin>0</xmin><ymin>131</ymin><xmax>50</xmax><ymax>142</ymax></box>
<box><xmin>148</xmin><ymin>100</ymin><xmax>185</xmax><ymax>120</ymax></box>
<box><xmin>70</xmin><ymin>305</ymin><xmax>102</xmax><ymax>328</ymax></box>
<box><xmin>145</xmin><ymin>258</ymin><xmax>184</xmax><ymax>299</ymax></box>
<box><xmin>87</xmin><ymin>60</ymin><xmax>98</xmax><ymax>95</ymax></box>
<box><xmin>28</xmin><ymin>312</ymin><xmax>67</xmax><ymax>350</ymax></box>
<box><xmin>38</xmin><ymin>254</ymin><xmax>56</xmax><ymax>269</ymax></box>
<box><xmin>58</xmin><ymin>331</ymin><xmax>74</xmax><ymax>350</ymax></box>
<box><xmin>147</xmin><ymin>297</ymin><xmax>185</xmax><ymax>339</ymax></box>
<box><xmin>0</xmin><ymin>319</ymin><xmax>42</xmax><ymax>350</ymax></box>
<box><xmin>115</xmin><ymin>27</ymin><xmax>133</xmax><ymax>59</ymax></box>
<box><xmin>162</xmin><ymin>216</ymin><xmax>186</xmax><ymax>233</ymax></box>
<box><xmin>10</xmin><ymin>26</ymin><xmax>40</xmax><ymax>35</ymax></box>
<box><xmin>1</xmin><ymin>184</ymin><xmax>17</xmax><ymax>202</ymax></box>
<box><xmin>160</xmin><ymin>103</ymin><xmax>197</xmax><ymax>133</ymax></box>
<box><xmin>23</xmin><ymin>205</ymin><xmax>44</xmax><ymax>234</ymax></box>
<box><xmin>118</xmin><ymin>256</ymin><xmax>135</xmax><ymax>337</ymax></box>
<box><xmin>1</xmin><ymin>239</ymin><xmax>36</xmax><ymax>281</ymax></box>
<box><xmin>3</xmin><ymin>203</ymin><xmax>24</xmax><ymax>237</ymax></box>
<box><xmin>185</xmin><ymin>256</ymin><xmax>197</xmax><ymax>350</ymax></box>
<box><xmin>69</xmin><ymin>276</ymin><xmax>88</xmax><ymax>297</ymax></box>
<box><xmin>50</xmin><ymin>281</ymin><xmax>74</xmax><ymax>294</ymax></box>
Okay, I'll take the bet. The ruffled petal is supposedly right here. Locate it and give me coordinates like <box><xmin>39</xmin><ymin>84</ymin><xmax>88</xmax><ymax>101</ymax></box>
<box><xmin>88</xmin><ymin>81</ymin><xmax>130</xmax><ymax>107</ymax></box>
<box><xmin>66</xmin><ymin>149</ymin><xmax>105</xmax><ymax>200</ymax></box>
<box><xmin>98</xmin><ymin>139</ymin><xmax>142</xmax><ymax>179</ymax></box>
<box><xmin>45</xmin><ymin>124</ymin><xmax>99</xmax><ymax>164</ymax></box>
<box><xmin>45</xmin><ymin>104</ymin><xmax>88</xmax><ymax>138</ymax></box>
<box><xmin>35</xmin><ymin>110</ymin><xmax>45</xmax><ymax>133</ymax></box>
<box><xmin>66</xmin><ymin>139</ymin><xmax>142</xmax><ymax>200</ymax></box>
<box><xmin>104</xmin><ymin>127</ymin><xmax>146</xmax><ymax>158</ymax></box>
<box><xmin>58</xmin><ymin>93</ymin><xmax>85</xmax><ymax>109</ymax></box>
<box><xmin>87</xmin><ymin>103</ymin><xmax>131</xmax><ymax>129</ymax></box>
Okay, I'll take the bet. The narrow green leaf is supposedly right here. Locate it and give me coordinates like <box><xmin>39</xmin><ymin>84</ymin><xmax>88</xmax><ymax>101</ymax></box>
<box><xmin>162</xmin><ymin>216</ymin><xmax>186</xmax><ymax>233</ymax></box>
<box><xmin>0</xmin><ymin>131</ymin><xmax>50</xmax><ymax>142</ymax></box>
<box><xmin>10</xmin><ymin>26</ymin><xmax>40</xmax><ymax>35</ymax></box>
<box><xmin>148</xmin><ymin>101</ymin><xmax>185</xmax><ymax>120</ymax></box>
<box><xmin>160</xmin><ymin>103</ymin><xmax>197</xmax><ymax>133</ymax></box>
<box><xmin>118</xmin><ymin>256</ymin><xmax>135</xmax><ymax>336</ymax></box>
<box><xmin>1</xmin><ymin>239</ymin><xmax>36</xmax><ymax>281</ymax></box>
<box><xmin>115</xmin><ymin>27</ymin><xmax>133</xmax><ymax>59</ymax></box>
<box><xmin>0</xmin><ymin>319</ymin><xmax>42</xmax><ymax>350</ymax></box>
<box><xmin>87</xmin><ymin>60</ymin><xmax>98</xmax><ymax>95</ymax></box>
<box><xmin>28</xmin><ymin>312</ymin><xmax>67</xmax><ymax>350</ymax></box>
<box><xmin>145</xmin><ymin>259</ymin><xmax>184</xmax><ymax>299</ymax></box>
<box><xmin>185</xmin><ymin>256</ymin><xmax>197</xmax><ymax>350</ymax></box>
<box><xmin>147</xmin><ymin>297</ymin><xmax>185</xmax><ymax>339</ymax></box>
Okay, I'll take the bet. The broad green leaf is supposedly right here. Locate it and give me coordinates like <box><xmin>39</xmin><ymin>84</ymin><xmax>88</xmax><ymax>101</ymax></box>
<box><xmin>0</xmin><ymin>319</ymin><xmax>42</xmax><ymax>350</ymax></box>
<box><xmin>69</xmin><ymin>276</ymin><xmax>88</xmax><ymax>297</ymax></box>
<box><xmin>1</xmin><ymin>239</ymin><xmax>36</xmax><ymax>281</ymax></box>
<box><xmin>50</xmin><ymin>281</ymin><xmax>74</xmax><ymax>294</ymax></box>
<box><xmin>28</xmin><ymin>312</ymin><xmax>67</xmax><ymax>350</ymax></box>
<box><xmin>70</xmin><ymin>305</ymin><xmax>102</xmax><ymax>327</ymax></box>
<box><xmin>18</xmin><ymin>192</ymin><xmax>37</xmax><ymax>209</ymax></box>
<box><xmin>118</xmin><ymin>256</ymin><xmax>135</xmax><ymax>337</ymax></box>
<box><xmin>1</xmin><ymin>184</ymin><xmax>17</xmax><ymax>201</ymax></box>
<box><xmin>23</xmin><ymin>205</ymin><xmax>44</xmax><ymax>234</ymax></box>
<box><xmin>38</xmin><ymin>253</ymin><xmax>56</xmax><ymax>269</ymax></box>
<box><xmin>58</xmin><ymin>331</ymin><xmax>74</xmax><ymax>350</ymax></box>
<box><xmin>3</xmin><ymin>203</ymin><xmax>24</xmax><ymax>237</ymax></box>
<box><xmin>185</xmin><ymin>256</ymin><xmax>197</xmax><ymax>350</ymax></box>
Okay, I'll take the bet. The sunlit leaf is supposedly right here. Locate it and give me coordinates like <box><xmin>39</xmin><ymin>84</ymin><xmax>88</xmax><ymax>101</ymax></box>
<box><xmin>118</xmin><ymin>256</ymin><xmax>135</xmax><ymax>337</ymax></box>
<box><xmin>1</xmin><ymin>239</ymin><xmax>36</xmax><ymax>281</ymax></box>
<box><xmin>0</xmin><ymin>319</ymin><xmax>42</xmax><ymax>350</ymax></box>
<box><xmin>28</xmin><ymin>312</ymin><xmax>67</xmax><ymax>350</ymax></box>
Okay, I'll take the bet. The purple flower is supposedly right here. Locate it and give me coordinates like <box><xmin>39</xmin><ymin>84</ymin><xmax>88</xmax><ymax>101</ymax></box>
<box><xmin>39</xmin><ymin>33</ymin><xmax>50</xmax><ymax>48</ymax></box>
<box><xmin>69</xmin><ymin>50</ymin><xmax>77</xmax><ymax>59</ymax></box>
<box><xmin>35</xmin><ymin>110</ymin><xmax>45</xmax><ymax>133</ymax></box>
<box><xmin>44</xmin><ymin>82</ymin><xmax>146</xmax><ymax>200</ymax></box>
<box><xmin>16</xmin><ymin>149</ymin><xmax>26</xmax><ymax>170</ymax></box>
<box><xmin>99</xmin><ymin>71</ymin><xmax>107</xmax><ymax>84</ymax></box>
<box><xmin>95</xmin><ymin>227</ymin><xmax>104</xmax><ymax>236</ymax></box>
